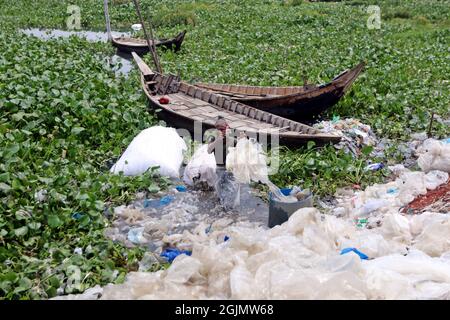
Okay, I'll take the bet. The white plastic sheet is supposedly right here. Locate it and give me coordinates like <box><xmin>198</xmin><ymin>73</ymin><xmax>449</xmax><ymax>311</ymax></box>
<box><xmin>111</xmin><ymin>126</ymin><xmax>186</xmax><ymax>178</ymax></box>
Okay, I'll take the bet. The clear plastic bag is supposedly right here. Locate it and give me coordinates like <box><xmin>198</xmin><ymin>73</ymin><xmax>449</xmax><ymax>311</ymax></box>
<box><xmin>183</xmin><ymin>144</ymin><xmax>217</xmax><ymax>188</ymax></box>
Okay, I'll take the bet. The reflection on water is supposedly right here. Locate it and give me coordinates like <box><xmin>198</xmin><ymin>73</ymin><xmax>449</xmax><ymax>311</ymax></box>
<box><xmin>20</xmin><ymin>28</ymin><xmax>135</xmax><ymax>77</ymax></box>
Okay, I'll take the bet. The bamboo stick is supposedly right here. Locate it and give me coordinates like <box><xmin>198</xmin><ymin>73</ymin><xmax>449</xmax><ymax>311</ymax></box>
<box><xmin>131</xmin><ymin>0</ymin><xmax>162</xmax><ymax>74</ymax></box>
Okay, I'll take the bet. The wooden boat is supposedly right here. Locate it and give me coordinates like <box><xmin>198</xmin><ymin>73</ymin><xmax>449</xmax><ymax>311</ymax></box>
<box><xmin>111</xmin><ymin>30</ymin><xmax>186</xmax><ymax>55</ymax></box>
<box><xmin>194</xmin><ymin>62</ymin><xmax>365</xmax><ymax>121</ymax></box>
<box><xmin>104</xmin><ymin>0</ymin><xmax>185</xmax><ymax>55</ymax></box>
<box><xmin>132</xmin><ymin>53</ymin><xmax>341</xmax><ymax>147</ymax></box>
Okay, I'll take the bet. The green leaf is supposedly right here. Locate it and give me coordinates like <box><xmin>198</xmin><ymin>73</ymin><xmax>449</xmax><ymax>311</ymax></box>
<box><xmin>28</xmin><ymin>222</ymin><xmax>41</xmax><ymax>230</ymax></box>
<box><xmin>71</xmin><ymin>127</ymin><xmax>85</xmax><ymax>135</ymax></box>
<box><xmin>0</xmin><ymin>182</ymin><xmax>11</xmax><ymax>192</ymax></box>
<box><xmin>307</xmin><ymin>141</ymin><xmax>316</xmax><ymax>150</ymax></box>
<box><xmin>47</xmin><ymin>215</ymin><xmax>62</xmax><ymax>228</ymax></box>
<box><xmin>147</xmin><ymin>184</ymin><xmax>160</xmax><ymax>193</ymax></box>
<box><xmin>14</xmin><ymin>226</ymin><xmax>28</xmax><ymax>237</ymax></box>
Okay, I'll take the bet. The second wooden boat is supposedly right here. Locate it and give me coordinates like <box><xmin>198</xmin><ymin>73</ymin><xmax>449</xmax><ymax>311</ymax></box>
<box><xmin>132</xmin><ymin>53</ymin><xmax>341</xmax><ymax>147</ymax></box>
<box><xmin>195</xmin><ymin>62</ymin><xmax>365</xmax><ymax>121</ymax></box>
<box><xmin>104</xmin><ymin>0</ymin><xmax>186</xmax><ymax>55</ymax></box>
<box><xmin>111</xmin><ymin>30</ymin><xmax>186</xmax><ymax>55</ymax></box>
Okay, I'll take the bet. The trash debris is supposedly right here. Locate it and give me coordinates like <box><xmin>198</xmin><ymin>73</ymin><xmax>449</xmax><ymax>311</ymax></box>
<box><xmin>104</xmin><ymin>182</ymin><xmax>267</xmax><ymax>253</ymax></box>
<box><xmin>175</xmin><ymin>185</ymin><xmax>187</xmax><ymax>192</ymax></box>
<box><xmin>313</xmin><ymin>118</ymin><xmax>379</xmax><ymax>157</ymax></box>
<box><xmin>226</xmin><ymin>137</ymin><xmax>295</xmax><ymax>203</ymax></box>
<box><xmin>73</xmin><ymin>247</ymin><xmax>83</xmax><ymax>255</ymax></box>
<box><xmin>160</xmin><ymin>248</ymin><xmax>192</xmax><ymax>263</ymax></box>
<box><xmin>139</xmin><ymin>252</ymin><xmax>161</xmax><ymax>271</ymax></box>
<box><xmin>131</xmin><ymin>24</ymin><xmax>142</xmax><ymax>31</ymax></box>
<box><xmin>365</xmin><ymin>163</ymin><xmax>384</xmax><ymax>171</ymax></box>
<box><xmin>110</xmin><ymin>126</ymin><xmax>187</xmax><ymax>178</ymax></box>
<box><xmin>183</xmin><ymin>144</ymin><xmax>217</xmax><ymax>189</ymax></box>
<box><xmin>127</xmin><ymin>227</ymin><xmax>146</xmax><ymax>244</ymax></box>
<box><xmin>144</xmin><ymin>195</ymin><xmax>174</xmax><ymax>208</ymax></box>
<box><xmin>417</xmin><ymin>139</ymin><xmax>450</xmax><ymax>173</ymax></box>
<box><xmin>340</xmin><ymin>247</ymin><xmax>369</xmax><ymax>260</ymax></box>
<box><xmin>226</xmin><ymin>137</ymin><xmax>269</xmax><ymax>184</ymax></box>
<box><xmin>64</xmin><ymin>132</ymin><xmax>450</xmax><ymax>300</ymax></box>
<box><xmin>387</xmin><ymin>188</ymin><xmax>398</xmax><ymax>195</ymax></box>
<box><xmin>94</xmin><ymin>206</ymin><xmax>450</xmax><ymax>300</ymax></box>
<box><xmin>410</xmin><ymin>132</ymin><xmax>428</xmax><ymax>141</ymax></box>
<box><xmin>51</xmin><ymin>285</ymin><xmax>103</xmax><ymax>300</ymax></box>
<box><xmin>356</xmin><ymin>218</ymin><xmax>368</xmax><ymax>228</ymax></box>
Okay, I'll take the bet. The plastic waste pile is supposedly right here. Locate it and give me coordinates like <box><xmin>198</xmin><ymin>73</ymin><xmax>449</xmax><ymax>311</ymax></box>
<box><xmin>313</xmin><ymin>118</ymin><xmax>379</xmax><ymax>156</ymax></box>
<box><xmin>58</xmin><ymin>136</ymin><xmax>449</xmax><ymax>300</ymax></box>
<box><xmin>104</xmin><ymin>188</ymin><xmax>265</xmax><ymax>253</ymax></box>
<box><xmin>94</xmin><ymin>201</ymin><xmax>450</xmax><ymax>300</ymax></box>
<box><xmin>416</xmin><ymin>138</ymin><xmax>450</xmax><ymax>173</ymax></box>
<box><xmin>183</xmin><ymin>144</ymin><xmax>217</xmax><ymax>189</ymax></box>
<box><xmin>110</xmin><ymin>126</ymin><xmax>186</xmax><ymax>178</ymax></box>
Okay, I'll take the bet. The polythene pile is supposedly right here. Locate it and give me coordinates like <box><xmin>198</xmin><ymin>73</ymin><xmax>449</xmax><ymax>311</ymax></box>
<box><xmin>57</xmin><ymin>138</ymin><xmax>450</xmax><ymax>300</ymax></box>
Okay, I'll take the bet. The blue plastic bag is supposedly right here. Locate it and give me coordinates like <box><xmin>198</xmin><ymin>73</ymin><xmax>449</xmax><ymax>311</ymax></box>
<box><xmin>160</xmin><ymin>248</ymin><xmax>192</xmax><ymax>263</ymax></box>
<box><xmin>144</xmin><ymin>195</ymin><xmax>174</xmax><ymax>208</ymax></box>
<box><xmin>175</xmin><ymin>185</ymin><xmax>187</xmax><ymax>192</ymax></box>
<box><xmin>340</xmin><ymin>247</ymin><xmax>369</xmax><ymax>260</ymax></box>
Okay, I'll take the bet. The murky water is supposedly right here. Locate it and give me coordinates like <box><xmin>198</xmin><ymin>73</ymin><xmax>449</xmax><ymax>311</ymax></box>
<box><xmin>20</xmin><ymin>28</ymin><xmax>134</xmax><ymax>77</ymax></box>
<box><xmin>105</xmin><ymin>176</ymin><xmax>269</xmax><ymax>252</ymax></box>
<box><xmin>20</xmin><ymin>28</ymin><xmax>130</xmax><ymax>43</ymax></box>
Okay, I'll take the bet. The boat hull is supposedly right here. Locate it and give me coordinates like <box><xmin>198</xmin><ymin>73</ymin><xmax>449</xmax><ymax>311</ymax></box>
<box><xmin>196</xmin><ymin>62</ymin><xmax>365</xmax><ymax>121</ymax></box>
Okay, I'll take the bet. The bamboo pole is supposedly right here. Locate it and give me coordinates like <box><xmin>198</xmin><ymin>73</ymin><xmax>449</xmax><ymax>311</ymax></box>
<box><xmin>103</xmin><ymin>0</ymin><xmax>112</xmax><ymax>41</ymax></box>
<box><xmin>427</xmin><ymin>112</ymin><xmax>435</xmax><ymax>138</ymax></box>
<box><xmin>131</xmin><ymin>0</ymin><xmax>162</xmax><ymax>74</ymax></box>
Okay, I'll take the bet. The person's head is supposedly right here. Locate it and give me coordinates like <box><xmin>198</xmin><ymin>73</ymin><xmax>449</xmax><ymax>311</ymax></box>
<box><xmin>215</xmin><ymin>116</ymin><xmax>229</xmax><ymax>135</ymax></box>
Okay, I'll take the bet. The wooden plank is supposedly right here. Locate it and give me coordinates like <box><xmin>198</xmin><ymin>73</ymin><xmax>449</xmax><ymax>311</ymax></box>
<box><xmin>217</xmin><ymin>96</ymin><xmax>225</xmax><ymax>108</ymax></box>
<box><xmin>230</xmin><ymin>101</ymin><xmax>238</xmax><ymax>112</ymax></box>
<box><xmin>131</xmin><ymin>52</ymin><xmax>154</xmax><ymax>78</ymax></box>
<box><xmin>169</xmin><ymin>104</ymin><xmax>188</xmax><ymax>111</ymax></box>
<box><xmin>187</xmin><ymin>86</ymin><xmax>196</xmax><ymax>97</ymax></box>
<box><xmin>210</xmin><ymin>94</ymin><xmax>218</xmax><ymax>104</ymax></box>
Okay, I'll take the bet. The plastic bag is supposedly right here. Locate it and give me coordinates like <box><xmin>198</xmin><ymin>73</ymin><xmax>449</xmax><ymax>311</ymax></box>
<box><xmin>183</xmin><ymin>144</ymin><xmax>217</xmax><ymax>188</ymax></box>
<box><xmin>417</xmin><ymin>139</ymin><xmax>450</xmax><ymax>173</ymax></box>
<box><xmin>414</xmin><ymin>218</ymin><xmax>450</xmax><ymax>257</ymax></box>
<box><xmin>226</xmin><ymin>138</ymin><xmax>269</xmax><ymax>184</ymax></box>
<box><xmin>380</xmin><ymin>214</ymin><xmax>411</xmax><ymax>243</ymax></box>
<box><xmin>111</xmin><ymin>126</ymin><xmax>186</xmax><ymax>178</ymax></box>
